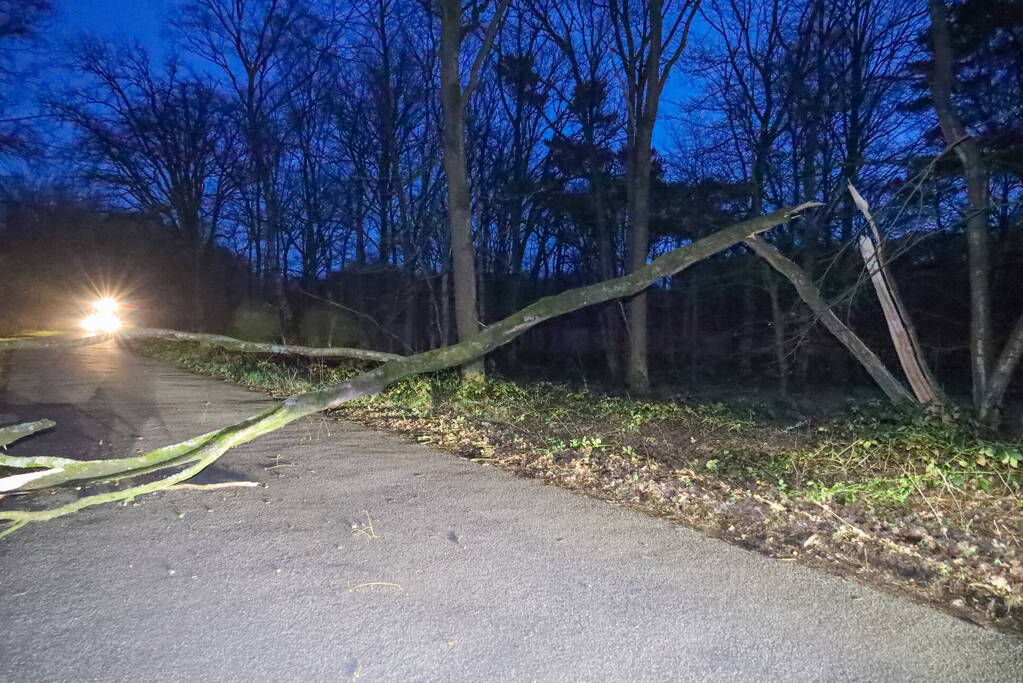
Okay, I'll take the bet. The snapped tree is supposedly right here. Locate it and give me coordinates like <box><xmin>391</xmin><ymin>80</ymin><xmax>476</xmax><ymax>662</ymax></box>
<box><xmin>0</xmin><ymin>203</ymin><xmax>817</xmax><ymax>538</ymax></box>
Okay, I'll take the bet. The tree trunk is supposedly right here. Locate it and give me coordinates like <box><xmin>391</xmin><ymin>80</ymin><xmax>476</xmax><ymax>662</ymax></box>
<box><xmin>441</xmin><ymin>268</ymin><xmax>453</xmax><ymax>347</ymax></box>
<box><xmin>928</xmin><ymin>0</ymin><xmax>992</xmax><ymax>414</ymax></box>
<box><xmin>980</xmin><ymin>315</ymin><xmax>1023</xmax><ymax>424</ymax></box>
<box><xmin>439</xmin><ymin>0</ymin><xmax>483</xmax><ymax>379</ymax></box>
<box><xmin>591</xmin><ymin>168</ymin><xmax>620</xmax><ymax>380</ymax></box>
<box><xmin>623</xmin><ymin>0</ymin><xmax>665</xmax><ymax>396</ymax></box>
<box><xmin>764</xmin><ymin>265</ymin><xmax>788</xmax><ymax>397</ymax></box>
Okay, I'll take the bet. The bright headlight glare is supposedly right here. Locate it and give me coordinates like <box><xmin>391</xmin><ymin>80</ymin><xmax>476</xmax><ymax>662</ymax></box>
<box><xmin>93</xmin><ymin>297</ymin><xmax>119</xmax><ymax>314</ymax></box>
<box><xmin>82</xmin><ymin>311</ymin><xmax>122</xmax><ymax>333</ymax></box>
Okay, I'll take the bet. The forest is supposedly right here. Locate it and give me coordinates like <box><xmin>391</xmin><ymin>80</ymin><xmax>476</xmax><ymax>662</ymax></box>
<box><xmin>1</xmin><ymin>0</ymin><xmax>1023</xmax><ymax>628</ymax></box>
<box><xmin>0</xmin><ymin>0</ymin><xmax>1016</xmax><ymax>415</ymax></box>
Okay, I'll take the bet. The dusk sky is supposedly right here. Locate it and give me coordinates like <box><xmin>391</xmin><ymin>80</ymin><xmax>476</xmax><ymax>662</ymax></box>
<box><xmin>55</xmin><ymin>0</ymin><xmax>172</xmax><ymax>54</ymax></box>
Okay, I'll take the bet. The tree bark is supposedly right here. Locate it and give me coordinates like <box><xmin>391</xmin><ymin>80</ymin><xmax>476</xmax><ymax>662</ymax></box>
<box><xmin>622</xmin><ymin>0</ymin><xmax>664</xmax><ymax>395</ymax></box>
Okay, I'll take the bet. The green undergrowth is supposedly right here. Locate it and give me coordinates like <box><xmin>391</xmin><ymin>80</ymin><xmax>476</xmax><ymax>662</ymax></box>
<box><xmin>135</xmin><ymin>339</ymin><xmax>1023</xmax><ymax>628</ymax></box>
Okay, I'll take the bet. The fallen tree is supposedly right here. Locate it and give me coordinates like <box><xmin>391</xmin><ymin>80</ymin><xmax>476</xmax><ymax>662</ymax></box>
<box><xmin>0</xmin><ymin>204</ymin><xmax>817</xmax><ymax>538</ymax></box>
<box><xmin>125</xmin><ymin>329</ymin><xmax>402</xmax><ymax>362</ymax></box>
<box><xmin>0</xmin><ymin>328</ymin><xmax>401</xmax><ymax>362</ymax></box>
<box><xmin>746</xmin><ymin>236</ymin><xmax>914</xmax><ymax>406</ymax></box>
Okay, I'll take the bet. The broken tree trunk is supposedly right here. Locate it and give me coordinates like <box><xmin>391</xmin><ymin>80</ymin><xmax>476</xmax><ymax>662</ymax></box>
<box><xmin>0</xmin><ymin>204</ymin><xmax>818</xmax><ymax>536</ymax></box>
<box><xmin>746</xmin><ymin>236</ymin><xmax>914</xmax><ymax>406</ymax></box>
<box><xmin>849</xmin><ymin>183</ymin><xmax>946</xmax><ymax>407</ymax></box>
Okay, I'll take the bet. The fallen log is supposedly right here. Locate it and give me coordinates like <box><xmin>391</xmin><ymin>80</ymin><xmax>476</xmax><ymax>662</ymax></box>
<box><xmin>0</xmin><ymin>329</ymin><xmax>400</xmax><ymax>363</ymax></box>
<box><xmin>123</xmin><ymin>329</ymin><xmax>401</xmax><ymax>363</ymax></box>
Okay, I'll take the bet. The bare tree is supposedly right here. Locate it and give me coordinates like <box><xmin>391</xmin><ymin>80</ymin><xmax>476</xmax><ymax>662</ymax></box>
<box><xmin>177</xmin><ymin>0</ymin><xmax>346</xmax><ymax>335</ymax></box>
<box><xmin>437</xmin><ymin>0</ymin><xmax>509</xmax><ymax>378</ymax></box>
<box><xmin>530</xmin><ymin>0</ymin><xmax>624</xmax><ymax>378</ymax></box>
<box><xmin>609</xmin><ymin>0</ymin><xmax>701</xmax><ymax>393</ymax></box>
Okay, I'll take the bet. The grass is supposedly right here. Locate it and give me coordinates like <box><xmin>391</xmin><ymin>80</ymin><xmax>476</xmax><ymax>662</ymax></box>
<box><xmin>134</xmin><ymin>338</ymin><xmax>1023</xmax><ymax>631</ymax></box>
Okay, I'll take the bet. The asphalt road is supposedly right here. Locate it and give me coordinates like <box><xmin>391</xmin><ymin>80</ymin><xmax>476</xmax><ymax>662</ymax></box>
<box><xmin>1</xmin><ymin>341</ymin><xmax>1021</xmax><ymax>682</ymax></box>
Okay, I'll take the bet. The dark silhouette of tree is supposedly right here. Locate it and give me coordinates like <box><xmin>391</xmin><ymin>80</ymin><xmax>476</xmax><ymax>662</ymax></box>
<box><xmin>0</xmin><ymin>0</ymin><xmax>51</xmax><ymax>155</ymax></box>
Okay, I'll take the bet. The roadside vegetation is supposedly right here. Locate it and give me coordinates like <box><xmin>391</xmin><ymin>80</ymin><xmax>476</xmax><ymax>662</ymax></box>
<box><xmin>137</xmin><ymin>339</ymin><xmax>1023</xmax><ymax>632</ymax></box>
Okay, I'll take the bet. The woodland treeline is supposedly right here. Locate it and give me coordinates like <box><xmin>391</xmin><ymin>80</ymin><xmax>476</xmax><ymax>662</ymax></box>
<box><xmin>0</xmin><ymin>0</ymin><xmax>1021</xmax><ymax>415</ymax></box>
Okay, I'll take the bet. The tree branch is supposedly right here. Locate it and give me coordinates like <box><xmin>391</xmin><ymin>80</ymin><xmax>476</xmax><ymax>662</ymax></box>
<box><xmin>0</xmin><ymin>329</ymin><xmax>401</xmax><ymax>363</ymax></box>
<box><xmin>463</xmin><ymin>0</ymin><xmax>511</xmax><ymax>104</ymax></box>
<box><xmin>0</xmin><ymin>420</ymin><xmax>56</xmax><ymax>450</ymax></box>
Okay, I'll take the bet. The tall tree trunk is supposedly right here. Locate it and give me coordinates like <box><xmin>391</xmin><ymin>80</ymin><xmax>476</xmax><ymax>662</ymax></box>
<box><xmin>593</xmin><ymin>175</ymin><xmax>621</xmax><ymax>381</ymax></box>
<box><xmin>439</xmin><ymin>0</ymin><xmax>483</xmax><ymax>379</ymax></box>
<box><xmin>764</xmin><ymin>265</ymin><xmax>787</xmax><ymax>397</ymax></box>
<box><xmin>623</xmin><ymin>0</ymin><xmax>666</xmax><ymax>395</ymax></box>
<box><xmin>441</xmin><ymin>268</ymin><xmax>452</xmax><ymax>347</ymax></box>
<box><xmin>354</xmin><ymin>178</ymin><xmax>367</xmax><ymax>266</ymax></box>
<box><xmin>928</xmin><ymin>0</ymin><xmax>991</xmax><ymax>414</ymax></box>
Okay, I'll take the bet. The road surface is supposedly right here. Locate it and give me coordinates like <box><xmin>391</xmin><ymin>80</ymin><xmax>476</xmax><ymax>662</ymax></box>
<box><xmin>1</xmin><ymin>341</ymin><xmax>1021</xmax><ymax>681</ymax></box>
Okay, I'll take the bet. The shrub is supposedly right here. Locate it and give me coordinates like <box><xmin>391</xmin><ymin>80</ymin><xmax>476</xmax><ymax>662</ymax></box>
<box><xmin>231</xmin><ymin>301</ymin><xmax>280</xmax><ymax>342</ymax></box>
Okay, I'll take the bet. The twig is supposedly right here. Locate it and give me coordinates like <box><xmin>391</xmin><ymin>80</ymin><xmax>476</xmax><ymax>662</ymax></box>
<box><xmin>347</xmin><ymin>581</ymin><xmax>405</xmax><ymax>594</ymax></box>
<box><xmin>164</xmin><ymin>481</ymin><xmax>260</xmax><ymax>491</ymax></box>
<box><xmin>810</xmin><ymin>499</ymin><xmax>870</xmax><ymax>539</ymax></box>
<box><xmin>263</xmin><ymin>454</ymin><xmax>295</xmax><ymax>470</ymax></box>
<box><xmin>297</xmin><ymin>288</ymin><xmax>413</xmax><ymax>354</ymax></box>
<box><xmin>351</xmin><ymin>511</ymin><xmax>378</xmax><ymax>539</ymax></box>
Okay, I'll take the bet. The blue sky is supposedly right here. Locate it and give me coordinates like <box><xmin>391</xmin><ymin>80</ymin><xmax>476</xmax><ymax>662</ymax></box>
<box><xmin>55</xmin><ymin>0</ymin><xmax>172</xmax><ymax>53</ymax></box>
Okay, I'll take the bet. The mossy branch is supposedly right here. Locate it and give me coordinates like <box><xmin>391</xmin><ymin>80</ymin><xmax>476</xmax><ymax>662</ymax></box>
<box><xmin>0</xmin><ymin>328</ymin><xmax>400</xmax><ymax>362</ymax></box>
<box><xmin>0</xmin><ymin>420</ymin><xmax>57</xmax><ymax>450</ymax></box>
<box><xmin>122</xmin><ymin>329</ymin><xmax>401</xmax><ymax>363</ymax></box>
<box><xmin>0</xmin><ymin>333</ymin><xmax>113</xmax><ymax>352</ymax></box>
<box><xmin>0</xmin><ymin>205</ymin><xmax>817</xmax><ymax>536</ymax></box>
<box><xmin>0</xmin><ymin>427</ymin><xmax>225</xmax><ymax>493</ymax></box>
